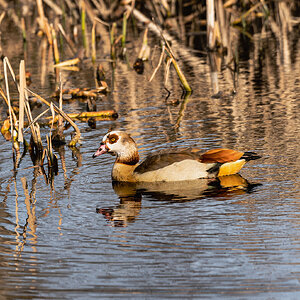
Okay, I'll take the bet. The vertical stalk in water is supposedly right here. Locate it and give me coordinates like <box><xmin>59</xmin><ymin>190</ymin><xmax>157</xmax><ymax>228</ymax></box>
<box><xmin>3</xmin><ymin>58</ymin><xmax>18</xmax><ymax>151</ymax></box>
<box><xmin>18</xmin><ymin>60</ymin><xmax>26</xmax><ymax>143</ymax></box>
<box><xmin>81</xmin><ymin>0</ymin><xmax>87</xmax><ymax>50</ymax></box>
<box><xmin>206</xmin><ymin>0</ymin><xmax>215</xmax><ymax>50</ymax></box>
<box><xmin>122</xmin><ymin>12</ymin><xmax>127</xmax><ymax>53</ymax></box>
<box><xmin>110</xmin><ymin>22</ymin><xmax>117</xmax><ymax>61</ymax></box>
<box><xmin>21</xmin><ymin>17</ymin><xmax>26</xmax><ymax>43</ymax></box>
<box><xmin>164</xmin><ymin>47</ymin><xmax>192</xmax><ymax>92</ymax></box>
<box><xmin>91</xmin><ymin>21</ymin><xmax>96</xmax><ymax>63</ymax></box>
<box><xmin>51</xmin><ymin>25</ymin><xmax>60</xmax><ymax>64</ymax></box>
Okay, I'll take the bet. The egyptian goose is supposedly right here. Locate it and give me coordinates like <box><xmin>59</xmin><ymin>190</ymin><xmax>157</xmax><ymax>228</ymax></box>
<box><xmin>92</xmin><ymin>131</ymin><xmax>261</xmax><ymax>182</ymax></box>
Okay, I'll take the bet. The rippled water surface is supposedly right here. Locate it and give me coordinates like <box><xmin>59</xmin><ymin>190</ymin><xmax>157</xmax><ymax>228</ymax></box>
<box><xmin>0</xmin><ymin>20</ymin><xmax>300</xmax><ymax>299</ymax></box>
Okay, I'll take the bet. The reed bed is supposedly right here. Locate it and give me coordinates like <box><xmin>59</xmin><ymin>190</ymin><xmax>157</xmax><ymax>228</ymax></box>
<box><xmin>0</xmin><ymin>0</ymin><xmax>299</xmax><ymax>181</ymax></box>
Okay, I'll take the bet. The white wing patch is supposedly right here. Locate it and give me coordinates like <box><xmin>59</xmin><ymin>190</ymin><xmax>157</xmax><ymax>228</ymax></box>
<box><xmin>134</xmin><ymin>159</ymin><xmax>216</xmax><ymax>182</ymax></box>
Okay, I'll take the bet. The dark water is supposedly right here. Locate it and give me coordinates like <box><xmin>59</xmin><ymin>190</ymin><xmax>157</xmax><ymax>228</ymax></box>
<box><xmin>0</xmin><ymin>20</ymin><xmax>300</xmax><ymax>299</ymax></box>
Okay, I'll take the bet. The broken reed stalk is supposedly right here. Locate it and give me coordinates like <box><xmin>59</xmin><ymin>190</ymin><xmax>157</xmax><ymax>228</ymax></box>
<box><xmin>24</xmin><ymin>108</ymin><xmax>50</xmax><ymax>133</ymax></box>
<box><xmin>47</xmin><ymin>110</ymin><xmax>118</xmax><ymax>123</ymax></box>
<box><xmin>25</xmin><ymin>88</ymin><xmax>81</xmax><ymax>147</ymax></box>
<box><xmin>231</xmin><ymin>2</ymin><xmax>263</xmax><ymax>26</ymax></box>
<box><xmin>53</xmin><ymin>58</ymin><xmax>80</xmax><ymax>68</ymax></box>
<box><xmin>146</xmin><ymin>20</ymin><xmax>192</xmax><ymax>92</ymax></box>
<box><xmin>164</xmin><ymin>46</ymin><xmax>192</xmax><ymax>92</ymax></box>
<box><xmin>57</xmin><ymin>23</ymin><xmax>76</xmax><ymax>55</ymax></box>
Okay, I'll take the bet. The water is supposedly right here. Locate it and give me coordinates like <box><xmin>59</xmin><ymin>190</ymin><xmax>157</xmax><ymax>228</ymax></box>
<box><xmin>0</xmin><ymin>19</ymin><xmax>300</xmax><ymax>299</ymax></box>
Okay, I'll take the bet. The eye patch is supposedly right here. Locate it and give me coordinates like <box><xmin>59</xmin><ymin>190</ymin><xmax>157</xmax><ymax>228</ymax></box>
<box><xmin>108</xmin><ymin>133</ymin><xmax>119</xmax><ymax>144</ymax></box>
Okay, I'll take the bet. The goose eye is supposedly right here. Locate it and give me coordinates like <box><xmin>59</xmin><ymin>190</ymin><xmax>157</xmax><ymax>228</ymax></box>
<box><xmin>108</xmin><ymin>133</ymin><xmax>118</xmax><ymax>144</ymax></box>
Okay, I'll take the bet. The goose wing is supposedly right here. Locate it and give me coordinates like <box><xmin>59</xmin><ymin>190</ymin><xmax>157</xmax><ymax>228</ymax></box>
<box><xmin>200</xmin><ymin>149</ymin><xmax>244</xmax><ymax>163</ymax></box>
<box><xmin>134</xmin><ymin>148</ymin><xmax>202</xmax><ymax>174</ymax></box>
<box><xmin>135</xmin><ymin>148</ymin><xmax>245</xmax><ymax>174</ymax></box>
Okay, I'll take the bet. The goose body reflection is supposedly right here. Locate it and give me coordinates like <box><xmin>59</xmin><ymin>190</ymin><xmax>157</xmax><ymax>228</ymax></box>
<box><xmin>93</xmin><ymin>131</ymin><xmax>261</xmax><ymax>182</ymax></box>
<box><xmin>97</xmin><ymin>174</ymin><xmax>261</xmax><ymax>227</ymax></box>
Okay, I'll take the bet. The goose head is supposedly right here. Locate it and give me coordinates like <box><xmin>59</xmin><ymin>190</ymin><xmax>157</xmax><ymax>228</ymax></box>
<box><xmin>93</xmin><ymin>131</ymin><xmax>139</xmax><ymax>165</ymax></box>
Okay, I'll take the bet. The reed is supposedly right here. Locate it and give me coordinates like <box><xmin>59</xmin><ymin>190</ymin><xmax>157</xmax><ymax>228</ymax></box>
<box><xmin>18</xmin><ymin>60</ymin><xmax>25</xmax><ymax>142</ymax></box>
<box><xmin>81</xmin><ymin>0</ymin><xmax>87</xmax><ymax>50</ymax></box>
<box><xmin>121</xmin><ymin>12</ymin><xmax>129</xmax><ymax>56</ymax></box>
<box><xmin>91</xmin><ymin>21</ymin><xmax>96</xmax><ymax>63</ymax></box>
<box><xmin>25</xmin><ymin>88</ymin><xmax>81</xmax><ymax>147</ymax></box>
<box><xmin>110</xmin><ymin>22</ymin><xmax>117</xmax><ymax>61</ymax></box>
<box><xmin>51</xmin><ymin>25</ymin><xmax>60</xmax><ymax>64</ymax></box>
<box><xmin>2</xmin><ymin>58</ymin><xmax>20</xmax><ymax>153</ymax></box>
<box><xmin>206</xmin><ymin>0</ymin><xmax>215</xmax><ymax>50</ymax></box>
<box><xmin>21</xmin><ymin>17</ymin><xmax>26</xmax><ymax>43</ymax></box>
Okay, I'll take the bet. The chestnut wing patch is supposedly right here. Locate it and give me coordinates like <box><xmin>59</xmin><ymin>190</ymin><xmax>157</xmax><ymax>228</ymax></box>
<box><xmin>200</xmin><ymin>149</ymin><xmax>244</xmax><ymax>163</ymax></box>
<box><xmin>134</xmin><ymin>149</ymin><xmax>201</xmax><ymax>174</ymax></box>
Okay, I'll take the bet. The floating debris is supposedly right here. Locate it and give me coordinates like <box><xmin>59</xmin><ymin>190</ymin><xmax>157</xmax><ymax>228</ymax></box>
<box><xmin>51</xmin><ymin>87</ymin><xmax>108</xmax><ymax>99</ymax></box>
<box><xmin>47</xmin><ymin>110</ymin><xmax>118</xmax><ymax>124</ymax></box>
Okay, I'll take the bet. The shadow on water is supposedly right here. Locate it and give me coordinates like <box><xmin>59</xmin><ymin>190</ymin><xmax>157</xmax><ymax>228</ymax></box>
<box><xmin>97</xmin><ymin>174</ymin><xmax>262</xmax><ymax>227</ymax></box>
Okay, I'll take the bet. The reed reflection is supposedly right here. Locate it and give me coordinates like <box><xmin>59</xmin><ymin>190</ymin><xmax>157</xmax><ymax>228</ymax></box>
<box><xmin>97</xmin><ymin>174</ymin><xmax>261</xmax><ymax>227</ymax></box>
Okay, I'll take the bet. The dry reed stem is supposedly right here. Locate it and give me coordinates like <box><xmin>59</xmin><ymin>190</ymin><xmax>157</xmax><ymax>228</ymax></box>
<box><xmin>36</xmin><ymin>0</ymin><xmax>52</xmax><ymax>44</ymax></box>
<box><xmin>3</xmin><ymin>57</ymin><xmax>17</xmax><ymax>149</ymax></box>
<box><xmin>0</xmin><ymin>11</ymin><xmax>5</xmax><ymax>24</ymax></box>
<box><xmin>51</xmin><ymin>25</ymin><xmax>60</xmax><ymax>64</ymax></box>
<box><xmin>164</xmin><ymin>56</ymin><xmax>172</xmax><ymax>88</ymax></box>
<box><xmin>24</xmin><ymin>108</ymin><xmax>50</xmax><ymax>133</ymax></box>
<box><xmin>232</xmin><ymin>2</ymin><xmax>262</xmax><ymax>25</ymax></box>
<box><xmin>43</xmin><ymin>0</ymin><xmax>62</xmax><ymax>15</ymax></box>
<box><xmin>53</xmin><ymin>58</ymin><xmax>80</xmax><ymax>68</ymax></box>
<box><xmin>18</xmin><ymin>60</ymin><xmax>26</xmax><ymax>142</ymax></box>
<box><xmin>92</xmin><ymin>21</ymin><xmax>96</xmax><ymax>63</ymax></box>
<box><xmin>25</xmin><ymin>88</ymin><xmax>81</xmax><ymax>147</ymax></box>
<box><xmin>57</xmin><ymin>23</ymin><xmax>76</xmax><ymax>55</ymax></box>
<box><xmin>52</xmin><ymin>103</ymin><xmax>81</xmax><ymax>147</ymax></box>
<box><xmin>2</xmin><ymin>57</ymin><xmax>42</xmax><ymax>146</ymax></box>
<box><xmin>94</xmin><ymin>17</ymin><xmax>110</xmax><ymax>27</ymax></box>
<box><xmin>47</xmin><ymin>110</ymin><xmax>118</xmax><ymax>123</ymax></box>
<box><xmin>21</xmin><ymin>17</ymin><xmax>26</xmax><ymax>42</ymax></box>
<box><xmin>149</xmin><ymin>44</ymin><xmax>165</xmax><ymax>82</ymax></box>
<box><xmin>110</xmin><ymin>22</ymin><xmax>117</xmax><ymax>60</ymax></box>
<box><xmin>0</xmin><ymin>87</ymin><xmax>18</xmax><ymax>124</ymax></box>
<box><xmin>121</xmin><ymin>12</ymin><xmax>128</xmax><ymax>51</ymax></box>
<box><xmin>46</xmin><ymin>102</ymin><xmax>55</xmax><ymax>165</ymax></box>
<box><xmin>138</xmin><ymin>27</ymin><xmax>150</xmax><ymax>60</ymax></box>
<box><xmin>58</xmin><ymin>73</ymin><xmax>63</xmax><ymax>125</ymax></box>
<box><xmin>206</xmin><ymin>0</ymin><xmax>215</xmax><ymax>49</ymax></box>
<box><xmin>164</xmin><ymin>47</ymin><xmax>192</xmax><ymax>92</ymax></box>
<box><xmin>131</xmin><ymin>8</ymin><xmax>192</xmax><ymax>91</ymax></box>
<box><xmin>81</xmin><ymin>0</ymin><xmax>87</xmax><ymax>50</ymax></box>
